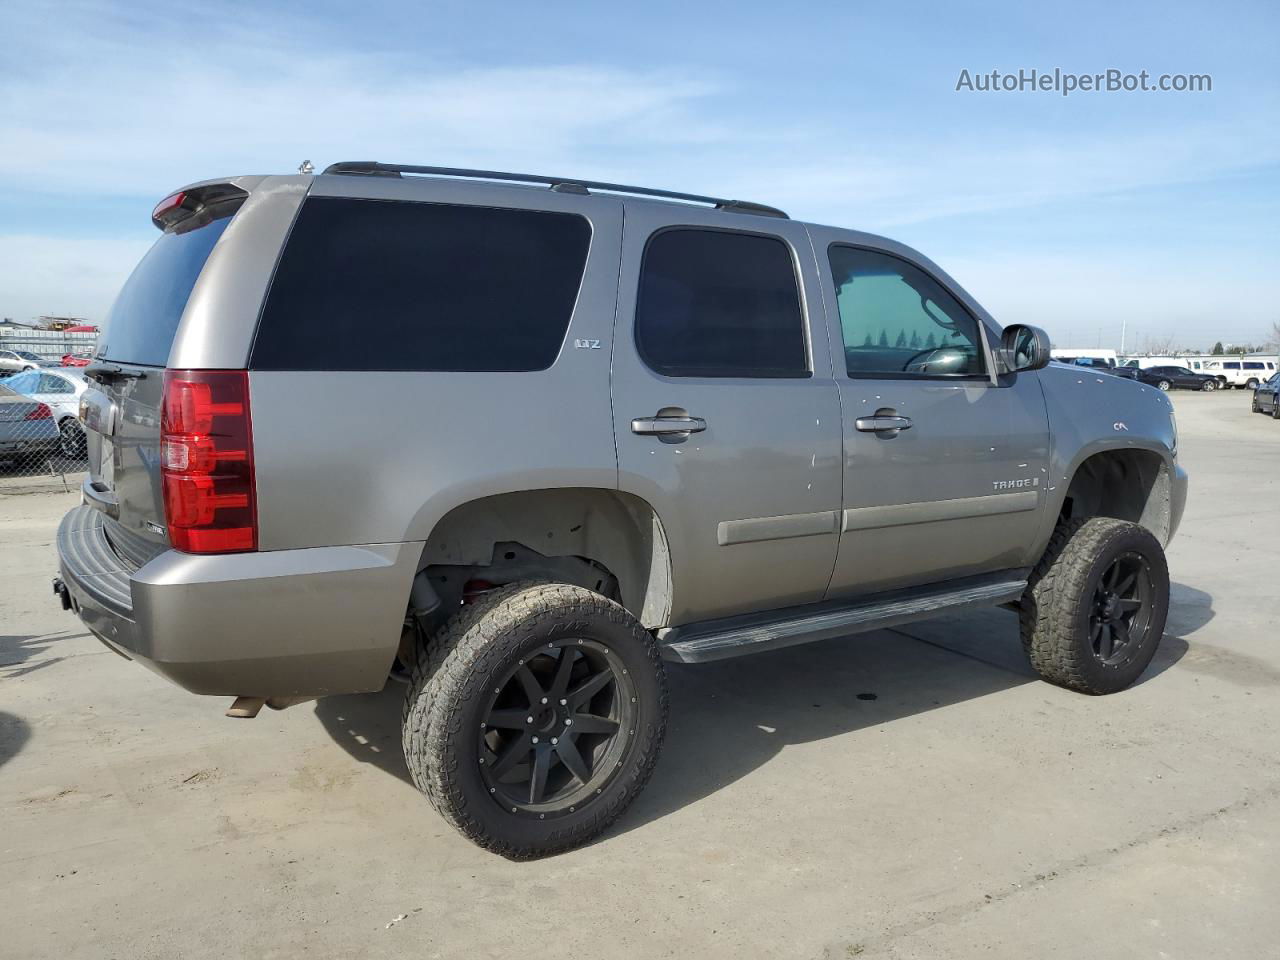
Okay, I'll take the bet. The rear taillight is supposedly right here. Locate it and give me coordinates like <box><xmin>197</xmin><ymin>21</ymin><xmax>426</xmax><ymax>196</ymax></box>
<box><xmin>24</xmin><ymin>403</ymin><xmax>52</xmax><ymax>421</ymax></box>
<box><xmin>160</xmin><ymin>369</ymin><xmax>257</xmax><ymax>553</ymax></box>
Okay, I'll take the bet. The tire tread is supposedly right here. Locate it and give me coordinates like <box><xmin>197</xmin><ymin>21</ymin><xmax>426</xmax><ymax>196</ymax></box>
<box><xmin>401</xmin><ymin>581</ymin><xmax>667</xmax><ymax>859</ymax></box>
<box><xmin>1020</xmin><ymin>516</ymin><xmax>1166</xmax><ymax>695</ymax></box>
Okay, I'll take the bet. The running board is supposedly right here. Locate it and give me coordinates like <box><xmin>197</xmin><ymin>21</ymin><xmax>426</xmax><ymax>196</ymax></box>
<box><xmin>658</xmin><ymin>573</ymin><xmax>1028</xmax><ymax>663</ymax></box>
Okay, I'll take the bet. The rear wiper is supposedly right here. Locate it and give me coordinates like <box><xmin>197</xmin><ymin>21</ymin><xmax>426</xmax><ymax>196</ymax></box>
<box><xmin>84</xmin><ymin>361</ymin><xmax>148</xmax><ymax>383</ymax></box>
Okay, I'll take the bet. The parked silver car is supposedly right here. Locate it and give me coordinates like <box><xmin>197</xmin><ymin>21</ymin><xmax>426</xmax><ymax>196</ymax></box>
<box><xmin>0</xmin><ymin>387</ymin><xmax>59</xmax><ymax>463</ymax></box>
<box><xmin>0</xmin><ymin>348</ymin><xmax>50</xmax><ymax>373</ymax></box>
<box><xmin>54</xmin><ymin>163</ymin><xmax>1187</xmax><ymax>858</ymax></box>
<box><xmin>0</xmin><ymin>367</ymin><xmax>88</xmax><ymax>457</ymax></box>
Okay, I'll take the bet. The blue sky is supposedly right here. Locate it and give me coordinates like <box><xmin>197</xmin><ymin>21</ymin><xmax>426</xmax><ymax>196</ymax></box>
<box><xmin>2</xmin><ymin>0</ymin><xmax>1276</xmax><ymax>350</ymax></box>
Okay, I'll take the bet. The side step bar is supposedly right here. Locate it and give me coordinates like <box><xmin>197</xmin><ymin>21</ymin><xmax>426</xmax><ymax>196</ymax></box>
<box><xmin>658</xmin><ymin>573</ymin><xmax>1028</xmax><ymax>663</ymax></box>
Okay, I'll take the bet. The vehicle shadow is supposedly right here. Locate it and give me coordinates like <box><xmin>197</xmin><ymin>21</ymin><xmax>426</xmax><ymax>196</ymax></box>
<box><xmin>313</xmin><ymin>686</ymin><xmax>413</xmax><ymax>784</ymax></box>
<box><xmin>0</xmin><ymin>634</ymin><xmax>51</xmax><ymax>665</ymax></box>
<box><xmin>1136</xmin><ymin>581</ymin><xmax>1211</xmax><ymax>685</ymax></box>
<box><xmin>313</xmin><ymin>593</ymin><xmax>1199</xmax><ymax>831</ymax></box>
<box><xmin>313</xmin><ymin>608</ymin><xmax>1052</xmax><ymax>796</ymax></box>
<box><xmin>1164</xmin><ymin>581</ymin><xmax>1215</xmax><ymax>636</ymax></box>
<box><xmin>0</xmin><ymin>631</ymin><xmax>85</xmax><ymax>677</ymax></box>
<box><xmin>623</xmin><ymin>620</ymin><xmax>1033</xmax><ymax>833</ymax></box>
<box><xmin>0</xmin><ymin>711</ymin><xmax>32</xmax><ymax>769</ymax></box>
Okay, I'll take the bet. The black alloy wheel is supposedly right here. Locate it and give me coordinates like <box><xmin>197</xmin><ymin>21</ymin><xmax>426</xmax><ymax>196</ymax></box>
<box><xmin>401</xmin><ymin>581</ymin><xmax>667</xmax><ymax>858</ymax></box>
<box><xmin>480</xmin><ymin>639</ymin><xmax>637</xmax><ymax>816</ymax></box>
<box><xmin>1088</xmin><ymin>552</ymin><xmax>1154</xmax><ymax>667</ymax></box>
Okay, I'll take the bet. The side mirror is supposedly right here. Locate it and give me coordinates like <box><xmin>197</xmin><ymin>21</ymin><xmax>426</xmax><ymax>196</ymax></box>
<box><xmin>999</xmin><ymin>324</ymin><xmax>1051</xmax><ymax>373</ymax></box>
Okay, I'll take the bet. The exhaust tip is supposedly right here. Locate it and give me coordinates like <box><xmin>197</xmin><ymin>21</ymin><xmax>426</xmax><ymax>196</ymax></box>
<box><xmin>225</xmin><ymin>696</ymin><xmax>265</xmax><ymax>719</ymax></box>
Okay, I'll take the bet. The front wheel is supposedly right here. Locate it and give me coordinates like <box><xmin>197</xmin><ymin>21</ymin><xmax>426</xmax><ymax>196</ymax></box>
<box><xmin>1272</xmin><ymin>401</ymin><xmax>1280</xmax><ymax>420</ymax></box>
<box><xmin>1020</xmin><ymin>517</ymin><xmax>1169</xmax><ymax>694</ymax></box>
<box><xmin>1200</xmin><ymin>379</ymin><xmax>1215</xmax><ymax>391</ymax></box>
<box><xmin>1156</xmin><ymin>380</ymin><xmax>1171</xmax><ymax>392</ymax></box>
<box><xmin>402</xmin><ymin>582</ymin><xmax>667</xmax><ymax>859</ymax></box>
<box><xmin>1246</xmin><ymin>379</ymin><xmax>1260</xmax><ymax>390</ymax></box>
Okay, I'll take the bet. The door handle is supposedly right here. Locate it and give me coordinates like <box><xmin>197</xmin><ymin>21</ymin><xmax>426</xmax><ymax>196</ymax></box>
<box><xmin>632</xmin><ymin>416</ymin><xmax>707</xmax><ymax>436</ymax></box>
<box><xmin>854</xmin><ymin>415</ymin><xmax>913</xmax><ymax>436</ymax></box>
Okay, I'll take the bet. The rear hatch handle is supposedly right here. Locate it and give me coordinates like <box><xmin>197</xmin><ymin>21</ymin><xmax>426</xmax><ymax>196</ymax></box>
<box><xmin>82</xmin><ymin>477</ymin><xmax>121</xmax><ymax>520</ymax></box>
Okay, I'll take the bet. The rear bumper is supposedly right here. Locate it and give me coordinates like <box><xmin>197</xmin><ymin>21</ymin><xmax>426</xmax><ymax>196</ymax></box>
<box><xmin>56</xmin><ymin>505</ymin><xmax>422</xmax><ymax>697</ymax></box>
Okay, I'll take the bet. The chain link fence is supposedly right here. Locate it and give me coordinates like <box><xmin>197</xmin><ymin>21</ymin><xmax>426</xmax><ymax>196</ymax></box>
<box><xmin>0</xmin><ymin>333</ymin><xmax>96</xmax><ymax>483</ymax></box>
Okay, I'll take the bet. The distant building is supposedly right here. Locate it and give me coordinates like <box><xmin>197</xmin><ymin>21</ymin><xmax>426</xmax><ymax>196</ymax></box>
<box><xmin>36</xmin><ymin>316</ymin><xmax>96</xmax><ymax>331</ymax></box>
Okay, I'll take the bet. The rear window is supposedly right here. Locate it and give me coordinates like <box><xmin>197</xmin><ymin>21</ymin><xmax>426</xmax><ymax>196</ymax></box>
<box><xmin>100</xmin><ymin>214</ymin><xmax>233</xmax><ymax>367</ymax></box>
<box><xmin>251</xmin><ymin>198</ymin><xmax>591</xmax><ymax>372</ymax></box>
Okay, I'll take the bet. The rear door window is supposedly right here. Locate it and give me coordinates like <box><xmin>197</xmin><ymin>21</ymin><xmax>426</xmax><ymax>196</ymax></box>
<box><xmin>100</xmin><ymin>214</ymin><xmax>234</xmax><ymax>367</ymax></box>
<box><xmin>633</xmin><ymin>228</ymin><xmax>808</xmax><ymax>378</ymax></box>
<box><xmin>252</xmin><ymin>198</ymin><xmax>591</xmax><ymax>372</ymax></box>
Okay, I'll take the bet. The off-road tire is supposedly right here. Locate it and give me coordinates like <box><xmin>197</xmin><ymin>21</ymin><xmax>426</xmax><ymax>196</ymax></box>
<box><xmin>1020</xmin><ymin>517</ymin><xmax>1169</xmax><ymax>694</ymax></box>
<box><xmin>402</xmin><ymin>581</ymin><xmax>667</xmax><ymax>859</ymax></box>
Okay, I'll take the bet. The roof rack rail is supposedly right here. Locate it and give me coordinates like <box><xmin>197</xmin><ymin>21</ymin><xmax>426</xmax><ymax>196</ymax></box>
<box><xmin>320</xmin><ymin>161</ymin><xmax>788</xmax><ymax>219</ymax></box>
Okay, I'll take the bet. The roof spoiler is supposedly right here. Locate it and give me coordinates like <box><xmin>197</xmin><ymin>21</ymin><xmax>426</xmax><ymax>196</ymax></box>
<box><xmin>151</xmin><ymin>182</ymin><xmax>249</xmax><ymax>231</ymax></box>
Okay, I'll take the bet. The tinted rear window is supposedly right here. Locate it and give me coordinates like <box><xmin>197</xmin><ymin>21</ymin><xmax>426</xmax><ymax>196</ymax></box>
<box><xmin>251</xmin><ymin>198</ymin><xmax>591</xmax><ymax>372</ymax></box>
<box><xmin>634</xmin><ymin>228</ymin><xmax>808</xmax><ymax>378</ymax></box>
<box><xmin>100</xmin><ymin>214</ymin><xmax>233</xmax><ymax>367</ymax></box>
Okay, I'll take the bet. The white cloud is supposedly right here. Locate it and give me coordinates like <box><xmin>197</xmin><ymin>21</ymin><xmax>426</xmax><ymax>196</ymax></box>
<box><xmin>0</xmin><ymin>234</ymin><xmax>152</xmax><ymax>322</ymax></box>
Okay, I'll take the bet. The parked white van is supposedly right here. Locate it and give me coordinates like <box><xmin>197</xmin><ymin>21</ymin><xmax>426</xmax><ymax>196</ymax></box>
<box><xmin>1119</xmin><ymin>357</ymin><xmax>1182</xmax><ymax>370</ymax></box>
<box><xmin>1183</xmin><ymin>356</ymin><xmax>1278</xmax><ymax>389</ymax></box>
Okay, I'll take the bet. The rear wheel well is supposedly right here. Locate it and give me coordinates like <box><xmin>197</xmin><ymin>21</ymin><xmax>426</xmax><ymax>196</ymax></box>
<box><xmin>1059</xmin><ymin>450</ymin><xmax>1173</xmax><ymax>546</ymax></box>
<box><xmin>413</xmin><ymin>489</ymin><xmax>672</xmax><ymax>630</ymax></box>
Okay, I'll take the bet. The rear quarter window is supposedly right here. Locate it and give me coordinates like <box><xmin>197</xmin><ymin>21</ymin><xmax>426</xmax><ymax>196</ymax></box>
<box><xmin>251</xmin><ymin>198</ymin><xmax>592</xmax><ymax>372</ymax></box>
<box><xmin>100</xmin><ymin>213</ymin><xmax>234</xmax><ymax>367</ymax></box>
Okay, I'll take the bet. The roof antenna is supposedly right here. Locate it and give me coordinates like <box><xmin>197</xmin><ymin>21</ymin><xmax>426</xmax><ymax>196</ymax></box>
<box><xmin>298</xmin><ymin>160</ymin><xmax>315</xmax><ymax>175</ymax></box>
